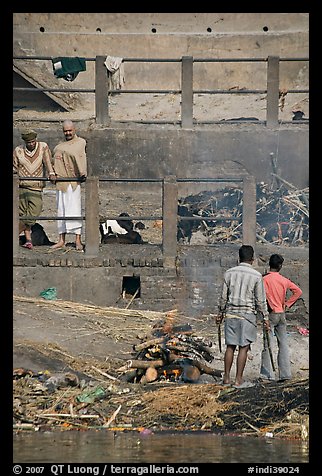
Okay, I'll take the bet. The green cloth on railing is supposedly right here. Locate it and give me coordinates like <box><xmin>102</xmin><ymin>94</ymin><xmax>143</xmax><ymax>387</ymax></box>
<box><xmin>52</xmin><ymin>57</ymin><xmax>86</xmax><ymax>82</ymax></box>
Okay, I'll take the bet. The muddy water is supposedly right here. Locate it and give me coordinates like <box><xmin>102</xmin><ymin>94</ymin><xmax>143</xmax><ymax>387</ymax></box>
<box><xmin>13</xmin><ymin>430</ymin><xmax>308</xmax><ymax>464</ymax></box>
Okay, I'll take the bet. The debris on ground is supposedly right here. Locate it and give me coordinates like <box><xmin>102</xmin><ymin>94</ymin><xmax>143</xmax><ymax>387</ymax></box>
<box><xmin>178</xmin><ymin>181</ymin><xmax>309</xmax><ymax>246</ymax></box>
<box><xmin>13</xmin><ymin>301</ymin><xmax>309</xmax><ymax>440</ymax></box>
<box><xmin>13</xmin><ymin>366</ymin><xmax>309</xmax><ymax>440</ymax></box>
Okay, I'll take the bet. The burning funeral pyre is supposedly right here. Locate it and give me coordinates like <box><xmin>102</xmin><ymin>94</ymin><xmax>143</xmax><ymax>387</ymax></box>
<box><xmin>117</xmin><ymin>311</ymin><xmax>222</xmax><ymax>384</ymax></box>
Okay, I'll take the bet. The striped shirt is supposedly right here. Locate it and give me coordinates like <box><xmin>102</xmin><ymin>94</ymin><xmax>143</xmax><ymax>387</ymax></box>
<box><xmin>219</xmin><ymin>262</ymin><xmax>269</xmax><ymax>319</ymax></box>
<box><xmin>13</xmin><ymin>142</ymin><xmax>54</xmax><ymax>191</ymax></box>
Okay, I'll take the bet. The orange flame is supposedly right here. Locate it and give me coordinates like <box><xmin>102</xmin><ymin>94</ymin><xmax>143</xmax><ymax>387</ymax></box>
<box><xmin>162</xmin><ymin>368</ymin><xmax>181</xmax><ymax>380</ymax></box>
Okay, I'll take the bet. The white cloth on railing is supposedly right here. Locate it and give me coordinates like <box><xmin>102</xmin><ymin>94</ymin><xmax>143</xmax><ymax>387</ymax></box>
<box><xmin>104</xmin><ymin>56</ymin><xmax>125</xmax><ymax>90</ymax></box>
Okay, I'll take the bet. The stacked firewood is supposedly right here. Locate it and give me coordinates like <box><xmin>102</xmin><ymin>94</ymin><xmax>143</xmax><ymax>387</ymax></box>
<box><xmin>117</xmin><ymin>312</ymin><xmax>222</xmax><ymax>384</ymax></box>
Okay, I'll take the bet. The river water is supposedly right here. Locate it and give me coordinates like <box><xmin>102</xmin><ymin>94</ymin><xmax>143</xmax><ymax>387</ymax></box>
<box><xmin>13</xmin><ymin>430</ymin><xmax>309</xmax><ymax>464</ymax></box>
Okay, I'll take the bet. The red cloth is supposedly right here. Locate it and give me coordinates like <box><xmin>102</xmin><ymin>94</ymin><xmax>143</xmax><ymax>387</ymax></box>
<box><xmin>263</xmin><ymin>271</ymin><xmax>302</xmax><ymax>313</ymax></box>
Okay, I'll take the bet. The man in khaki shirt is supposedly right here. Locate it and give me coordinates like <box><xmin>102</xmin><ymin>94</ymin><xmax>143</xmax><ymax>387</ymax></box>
<box><xmin>13</xmin><ymin>129</ymin><xmax>55</xmax><ymax>249</ymax></box>
<box><xmin>51</xmin><ymin>120</ymin><xmax>87</xmax><ymax>251</ymax></box>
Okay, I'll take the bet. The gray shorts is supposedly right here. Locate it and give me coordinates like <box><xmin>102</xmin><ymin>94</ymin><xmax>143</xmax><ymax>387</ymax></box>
<box><xmin>224</xmin><ymin>316</ymin><xmax>257</xmax><ymax>347</ymax></box>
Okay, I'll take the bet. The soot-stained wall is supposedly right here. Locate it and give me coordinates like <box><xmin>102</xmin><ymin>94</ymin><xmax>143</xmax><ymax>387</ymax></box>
<box><xmin>13</xmin><ymin>124</ymin><xmax>309</xmax><ymax>188</ymax></box>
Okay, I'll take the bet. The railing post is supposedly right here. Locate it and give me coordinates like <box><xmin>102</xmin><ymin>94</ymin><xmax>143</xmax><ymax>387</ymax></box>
<box><xmin>181</xmin><ymin>56</ymin><xmax>193</xmax><ymax>129</ymax></box>
<box><xmin>85</xmin><ymin>177</ymin><xmax>100</xmax><ymax>257</ymax></box>
<box><xmin>95</xmin><ymin>56</ymin><xmax>109</xmax><ymax>125</ymax></box>
<box><xmin>162</xmin><ymin>176</ymin><xmax>178</xmax><ymax>268</ymax></box>
<box><xmin>13</xmin><ymin>175</ymin><xmax>19</xmax><ymax>257</ymax></box>
<box><xmin>242</xmin><ymin>175</ymin><xmax>257</xmax><ymax>254</ymax></box>
<box><xmin>266</xmin><ymin>55</ymin><xmax>280</xmax><ymax>128</ymax></box>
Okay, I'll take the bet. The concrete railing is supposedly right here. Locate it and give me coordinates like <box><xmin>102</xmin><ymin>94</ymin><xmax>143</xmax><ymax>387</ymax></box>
<box><xmin>13</xmin><ymin>175</ymin><xmax>256</xmax><ymax>266</ymax></box>
<box><xmin>13</xmin><ymin>55</ymin><xmax>309</xmax><ymax>128</ymax></box>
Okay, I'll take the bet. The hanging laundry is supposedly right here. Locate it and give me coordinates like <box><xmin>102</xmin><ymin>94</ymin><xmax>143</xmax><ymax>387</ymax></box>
<box><xmin>104</xmin><ymin>56</ymin><xmax>125</xmax><ymax>90</ymax></box>
<box><xmin>52</xmin><ymin>57</ymin><xmax>86</xmax><ymax>82</ymax></box>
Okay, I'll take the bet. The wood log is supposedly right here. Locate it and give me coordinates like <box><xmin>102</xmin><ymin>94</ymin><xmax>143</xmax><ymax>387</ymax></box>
<box><xmin>129</xmin><ymin>359</ymin><xmax>165</xmax><ymax>369</ymax></box>
<box><xmin>140</xmin><ymin>367</ymin><xmax>158</xmax><ymax>384</ymax></box>
<box><xmin>178</xmin><ymin>336</ymin><xmax>214</xmax><ymax>357</ymax></box>
<box><xmin>116</xmin><ymin>359</ymin><xmax>165</xmax><ymax>372</ymax></box>
<box><xmin>133</xmin><ymin>337</ymin><xmax>166</xmax><ymax>352</ymax></box>
<box><xmin>166</xmin><ymin>345</ymin><xmax>206</xmax><ymax>361</ymax></box>
<box><xmin>167</xmin><ymin>337</ymin><xmax>214</xmax><ymax>362</ymax></box>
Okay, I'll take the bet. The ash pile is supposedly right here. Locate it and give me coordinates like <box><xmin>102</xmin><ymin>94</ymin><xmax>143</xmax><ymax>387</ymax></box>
<box><xmin>178</xmin><ymin>180</ymin><xmax>309</xmax><ymax>246</ymax></box>
<box><xmin>117</xmin><ymin>311</ymin><xmax>222</xmax><ymax>384</ymax></box>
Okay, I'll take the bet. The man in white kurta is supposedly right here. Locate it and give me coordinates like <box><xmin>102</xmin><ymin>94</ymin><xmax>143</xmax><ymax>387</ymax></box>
<box><xmin>51</xmin><ymin>120</ymin><xmax>87</xmax><ymax>251</ymax></box>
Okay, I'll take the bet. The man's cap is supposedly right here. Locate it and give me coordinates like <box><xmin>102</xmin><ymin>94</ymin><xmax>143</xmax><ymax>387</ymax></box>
<box><xmin>21</xmin><ymin>129</ymin><xmax>37</xmax><ymax>141</ymax></box>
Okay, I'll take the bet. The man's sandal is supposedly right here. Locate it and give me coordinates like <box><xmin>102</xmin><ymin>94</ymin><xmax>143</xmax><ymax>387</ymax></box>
<box><xmin>22</xmin><ymin>241</ymin><xmax>33</xmax><ymax>249</ymax></box>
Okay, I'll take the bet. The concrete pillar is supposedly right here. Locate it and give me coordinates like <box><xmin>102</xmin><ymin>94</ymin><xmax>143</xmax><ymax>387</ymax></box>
<box><xmin>85</xmin><ymin>177</ymin><xmax>100</xmax><ymax>257</ymax></box>
<box><xmin>181</xmin><ymin>56</ymin><xmax>193</xmax><ymax>129</ymax></box>
<box><xmin>95</xmin><ymin>56</ymin><xmax>109</xmax><ymax>125</ymax></box>
<box><xmin>242</xmin><ymin>175</ymin><xmax>257</xmax><ymax>253</ymax></box>
<box><xmin>13</xmin><ymin>176</ymin><xmax>19</xmax><ymax>257</ymax></box>
<box><xmin>266</xmin><ymin>56</ymin><xmax>280</xmax><ymax>128</ymax></box>
<box><xmin>162</xmin><ymin>176</ymin><xmax>178</xmax><ymax>267</ymax></box>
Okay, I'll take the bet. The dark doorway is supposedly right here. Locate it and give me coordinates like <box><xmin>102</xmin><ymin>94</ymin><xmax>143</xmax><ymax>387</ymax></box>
<box><xmin>122</xmin><ymin>276</ymin><xmax>141</xmax><ymax>298</ymax></box>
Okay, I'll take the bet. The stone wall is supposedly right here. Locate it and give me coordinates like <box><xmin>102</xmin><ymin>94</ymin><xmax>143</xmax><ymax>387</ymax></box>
<box><xmin>12</xmin><ymin>124</ymin><xmax>309</xmax><ymax>189</ymax></box>
<box><xmin>12</xmin><ymin>14</ymin><xmax>309</xmax><ymax>318</ymax></box>
<box><xmin>13</xmin><ymin>13</ymin><xmax>309</xmax><ymax>111</ymax></box>
<box><xmin>13</xmin><ymin>243</ymin><xmax>309</xmax><ymax>318</ymax></box>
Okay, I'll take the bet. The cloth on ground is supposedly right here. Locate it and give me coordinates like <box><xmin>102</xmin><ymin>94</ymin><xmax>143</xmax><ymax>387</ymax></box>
<box><xmin>19</xmin><ymin>223</ymin><xmax>54</xmax><ymax>246</ymax></box>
